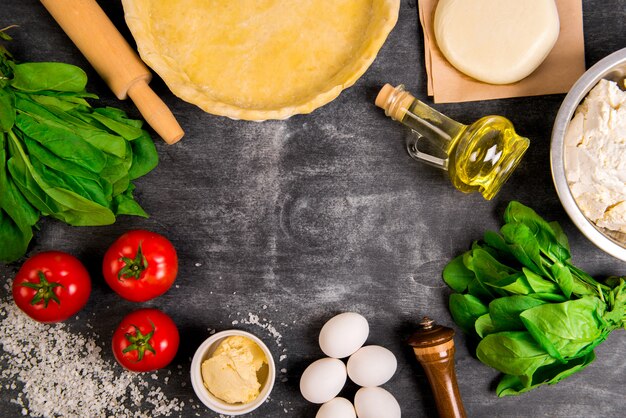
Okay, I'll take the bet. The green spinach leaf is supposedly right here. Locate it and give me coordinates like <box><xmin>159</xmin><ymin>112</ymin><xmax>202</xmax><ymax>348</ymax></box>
<box><xmin>449</xmin><ymin>293</ymin><xmax>488</xmax><ymax>335</ymax></box>
<box><xmin>10</xmin><ymin>62</ymin><xmax>87</xmax><ymax>92</ymax></box>
<box><xmin>520</xmin><ymin>297</ymin><xmax>608</xmax><ymax>360</ymax></box>
<box><xmin>443</xmin><ymin>254</ymin><xmax>475</xmax><ymax>293</ymax></box>
<box><xmin>476</xmin><ymin>331</ymin><xmax>555</xmax><ymax>377</ymax></box>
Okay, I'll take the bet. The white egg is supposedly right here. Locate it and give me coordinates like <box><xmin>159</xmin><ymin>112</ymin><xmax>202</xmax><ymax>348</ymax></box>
<box><xmin>319</xmin><ymin>312</ymin><xmax>369</xmax><ymax>358</ymax></box>
<box><xmin>354</xmin><ymin>387</ymin><xmax>401</xmax><ymax>418</ymax></box>
<box><xmin>300</xmin><ymin>358</ymin><xmax>347</xmax><ymax>404</ymax></box>
<box><xmin>315</xmin><ymin>397</ymin><xmax>356</xmax><ymax>418</ymax></box>
<box><xmin>347</xmin><ymin>345</ymin><xmax>397</xmax><ymax>387</ymax></box>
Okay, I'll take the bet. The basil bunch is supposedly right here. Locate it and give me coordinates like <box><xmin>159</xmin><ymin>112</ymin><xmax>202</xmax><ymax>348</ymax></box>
<box><xmin>0</xmin><ymin>33</ymin><xmax>158</xmax><ymax>263</ymax></box>
<box><xmin>443</xmin><ymin>201</ymin><xmax>626</xmax><ymax>396</ymax></box>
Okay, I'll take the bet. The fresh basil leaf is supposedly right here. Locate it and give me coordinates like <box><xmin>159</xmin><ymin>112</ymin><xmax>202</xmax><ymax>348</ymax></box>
<box><xmin>10</xmin><ymin>62</ymin><xmax>87</xmax><ymax>92</ymax></box>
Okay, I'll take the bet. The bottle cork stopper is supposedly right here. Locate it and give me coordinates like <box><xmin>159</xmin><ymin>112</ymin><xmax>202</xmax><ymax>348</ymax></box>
<box><xmin>375</xmin><ymin>83</ymin><xmax>414</xmax><ymax>121</ymax></box>
<box><xmin>375</xmin><ymin>83</ymin><xmax>396</xmax><ymax>109</ymax></box>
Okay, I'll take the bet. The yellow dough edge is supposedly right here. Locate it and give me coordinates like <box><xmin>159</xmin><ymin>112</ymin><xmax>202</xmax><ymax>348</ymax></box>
<box><xmin>122</xmin><ymin>0</ymin><xmax>400</xmax><ymax>121</ymax></box>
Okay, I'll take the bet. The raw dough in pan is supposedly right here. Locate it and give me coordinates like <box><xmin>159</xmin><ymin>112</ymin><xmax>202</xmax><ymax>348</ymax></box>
<box><xmin>122</xmin><ymin>0</ymin><xmax>400</xmax><ymax>120</ymax></box>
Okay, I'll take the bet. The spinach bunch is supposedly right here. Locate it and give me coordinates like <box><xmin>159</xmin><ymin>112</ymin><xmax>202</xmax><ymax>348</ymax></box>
<box><xmin>443</xmin><ymin>201</ymin><xmax>626</xmax><ymax>396</ymax></box>
<box><xmin>0</xmin><ymin>33</ymin><xmax>158</xmax><ymax>263</ymax></box>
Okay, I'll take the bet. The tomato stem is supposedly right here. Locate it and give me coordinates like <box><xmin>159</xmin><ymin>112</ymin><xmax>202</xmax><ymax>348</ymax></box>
<box><xmin>122</xmin><ymin>322</ymin><xmax>156</xmax><ymax>362</ymax></box>
<box><xmin>20</xmin><ymin>271</ymin><xmax>64</xmax><ymax>308</ymax></box>
<box><xmin>118</xmin><ymin>243</ymin><xmax>149</xmax><ymax>281</ymax></box>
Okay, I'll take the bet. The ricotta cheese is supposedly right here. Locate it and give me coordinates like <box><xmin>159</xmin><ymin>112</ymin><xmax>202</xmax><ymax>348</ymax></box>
<box><xmin>564</xmin><ymin>79</ymin><xmax>626</xmax><ymax>233</ymax></box>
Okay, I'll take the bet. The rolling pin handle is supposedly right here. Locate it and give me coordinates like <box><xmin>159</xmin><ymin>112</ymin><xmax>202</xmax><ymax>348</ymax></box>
<box><xmin>409</xmin><ymin>318</ymin><xmax>467</xmax><ymax>418</ymax></box>
<box><xmin>39</xmin><ymin>0</ymin><xmax>184</xmax><ymax>144</ymax></box>
<box><xmin>127</xmin><ymin>80</ymin><xmax>184</xmax><ymax>144</ymax></box>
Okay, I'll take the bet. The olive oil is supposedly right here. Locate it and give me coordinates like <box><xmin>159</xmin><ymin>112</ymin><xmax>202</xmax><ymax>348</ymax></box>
<box><xmin>376</xmin><ymin>84</ymin><xmax>529</xmax><ymax>200</ymax></box>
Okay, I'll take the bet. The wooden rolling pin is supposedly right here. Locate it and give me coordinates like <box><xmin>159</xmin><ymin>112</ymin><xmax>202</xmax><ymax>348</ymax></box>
<box><xmin>408</xmin><ymin>317</ymin><xmax>467</xmax><ymax>418</ymax></box>
<box><xmin>40</xmin><ymin>0</ymin><xmax>184</xmax><ymax>144</ymax></box>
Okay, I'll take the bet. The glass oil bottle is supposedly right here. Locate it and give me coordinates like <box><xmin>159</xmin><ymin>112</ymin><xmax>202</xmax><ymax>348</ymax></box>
<box><xmin>375</xmin><ymin>84</ymin><xmax>529</xmax><ymax>200</ymax></box>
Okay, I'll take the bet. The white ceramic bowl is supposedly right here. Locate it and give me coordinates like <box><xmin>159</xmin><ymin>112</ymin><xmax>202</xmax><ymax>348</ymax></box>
<box><xmin>551</xmin><ymin>48</ymin><xmax>626</xmax><ymax>261</ymax></box>
<box><xmin>190</xmin><ymin>330</ymin><xmax>275</xmax><ymax>415</ymax></box>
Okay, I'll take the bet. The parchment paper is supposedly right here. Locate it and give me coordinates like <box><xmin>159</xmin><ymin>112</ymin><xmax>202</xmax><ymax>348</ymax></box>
<box><xmin>418</xmin><ymin>0</ymin><xmax>586</xmax><ymax>103</ymax></box>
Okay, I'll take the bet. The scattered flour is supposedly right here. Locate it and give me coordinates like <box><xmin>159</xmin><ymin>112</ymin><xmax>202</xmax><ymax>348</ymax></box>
<box><xmin>0</xmin><ymin>282</ymin><xmax>183</xmax><ymax>417</ymax></box>
<box><xmin>239</xmin><ymin>312</ymin><xmax>283</xmax><ymax>348</ymax></box>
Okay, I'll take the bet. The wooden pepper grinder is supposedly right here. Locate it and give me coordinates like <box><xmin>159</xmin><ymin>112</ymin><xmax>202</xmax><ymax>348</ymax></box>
<box><xmin>408</xmin><ymin>317</ymin><xmax>466</xmax><ymax>418</ymax></box>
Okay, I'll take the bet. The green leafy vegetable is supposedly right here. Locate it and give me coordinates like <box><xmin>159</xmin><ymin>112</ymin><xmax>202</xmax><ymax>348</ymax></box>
<box><xmin>0</xmin><ymin>31</ymin><xmax>158</xmax><ymax>263</ymax></box>
<box><xmin>443</xmin><ymin>201</ymin><xmax>626</xmax><ymax>396</ymax></box>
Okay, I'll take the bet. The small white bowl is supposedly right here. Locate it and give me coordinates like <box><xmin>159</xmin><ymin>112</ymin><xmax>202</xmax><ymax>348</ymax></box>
<box><xmin>190</xmin><ymin>330</ymin><xmax>275</xmax><ymax>415</ymax></box>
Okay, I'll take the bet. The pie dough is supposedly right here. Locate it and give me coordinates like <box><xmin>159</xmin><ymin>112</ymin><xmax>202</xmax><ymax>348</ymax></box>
<box><xmin>122</xmin><ymin>0</ymin><xmax>400</xmax><ymax>120</ymax></box>
<box><xmin>434</xmin><ymin>0</ymin><xmax>560</xmax><ymax>85</ymax></box>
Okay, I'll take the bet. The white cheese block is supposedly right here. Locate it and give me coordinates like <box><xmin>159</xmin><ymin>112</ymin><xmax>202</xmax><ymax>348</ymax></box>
<box><xmin>434</xmin><ymin>0</ymin><xmax>560</xmax><ymax>85</ymax></box>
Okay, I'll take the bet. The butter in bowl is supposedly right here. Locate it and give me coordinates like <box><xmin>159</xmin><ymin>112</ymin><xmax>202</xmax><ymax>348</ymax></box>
<box><xmin>190</xmin><ymin>330</ymin><xmax>275</xmax><ymax>415</ymax></box>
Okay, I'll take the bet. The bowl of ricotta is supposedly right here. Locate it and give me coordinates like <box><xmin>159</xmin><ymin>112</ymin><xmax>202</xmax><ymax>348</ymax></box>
<box><xmin>551</xmin><ymin>48</ymin><xmax>626</xmax><ymax>261</ymax></box>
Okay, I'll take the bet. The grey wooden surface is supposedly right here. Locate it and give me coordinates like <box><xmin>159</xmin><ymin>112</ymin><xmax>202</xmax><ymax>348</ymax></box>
<box><xmin>1</xmin><ymin>1</ymin><xmax>625</xmax><ymax>417</ymax></box>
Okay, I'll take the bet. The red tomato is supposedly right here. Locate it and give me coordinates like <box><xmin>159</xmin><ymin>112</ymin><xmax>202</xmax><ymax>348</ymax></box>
<box><xmin>103</xmin><ymin>230</ymin><xmax>178</xmax><ymax>302</ymax></box>
<box><xmin>12</xmin><ymin>251</ymin><xmax>91</xmax><ymax>323</ymax></box>
<box><xmin>112</xmin><ymin>308</ymin><xmax>179</xmax><ymax>372</ymax></box>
